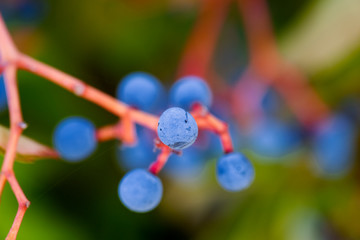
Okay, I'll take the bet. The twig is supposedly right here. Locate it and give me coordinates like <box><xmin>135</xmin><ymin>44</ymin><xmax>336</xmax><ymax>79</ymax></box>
<box><xmin>236</xmin><ymin>0</ymin><xmax>330</xmax><ymax>127</ymax></box>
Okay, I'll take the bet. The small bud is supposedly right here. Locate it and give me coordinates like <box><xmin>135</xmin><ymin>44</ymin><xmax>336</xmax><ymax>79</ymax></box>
<box><xmin>74</xmin><ymin>84</ymin><xmax>85</xmax><ymax>96</ymax></box>
<box><xmin>18</xmin><ymin>122</ymin><xmax>28</xmax><ymax>129</ymax></box>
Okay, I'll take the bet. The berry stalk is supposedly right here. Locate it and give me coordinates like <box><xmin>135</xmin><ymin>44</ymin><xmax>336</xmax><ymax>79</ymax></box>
<box><xmin>177</xmin><ymin>0</ymin><xmax>231</xmax><ymax>79</ymax></box>
<box><xmin>236</xmin><ymin>0</ymin><xmax>330</xmax><ymax>127</ymax></box>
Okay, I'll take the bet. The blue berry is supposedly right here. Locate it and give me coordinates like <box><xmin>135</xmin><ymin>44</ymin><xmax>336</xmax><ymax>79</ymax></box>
<box><xmin>261</xmin><ymin>88</ymin><xmax>283</xmax><ymax>115</ymax></box>
<box><xmin>313</xmin><ymin>114</ymin><xmax>357</xmax><ymax>176</ymax></box>
<box><xmin>164</xmin><ymin>148</ymin><xmax>205</xmax><ymax>181</ymax></box>
<box><xmin>116</xmin><ymin>72</ymin><xmax>165</xmax><ymax>112</ymax></box>
<box><xmin>216</xmin><ymin>152</ymin><xmax>254</xmax><ymax>191</ymax></box>
<box><xmin>117</xmin><ymin>127</ymin><xmax>157</xmax><ymax>170</ymax></box>
<box><xmin>119</xmin><ymin>169</ymin><xmax>163</xmax><ymax>213</ymax></box>
<box><xmin>157</xmin><ymin>107</ymin><xmax>198</xmax><ymax>150</ymax></box>
<box><xmin>53</xmin><ymin>117</ymin><xmax>97</xmax><ymax>162</ymax></box>
<box><xmin>248</xmin><ymin>117</ymin><xmax>302</xmax><ymax>159</ymax></box>
<box><xmin>0</xmin><ymin>74</ymin><xmax>7</xmax><ymax>112</ymax></box>
<box><xmin>169</xmin><ymin>76</ymin><xmax>212</xmax><ymax>110</ymax></box>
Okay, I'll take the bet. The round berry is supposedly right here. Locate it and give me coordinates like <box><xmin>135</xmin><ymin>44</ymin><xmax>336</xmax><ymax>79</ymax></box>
<box><xmin>0</xmin><ymin>74</ymin><xmax>7</xmax><ymax>112</ymax></box>
<box><xmin>216</xmin><ymin>152</ymin><xmax>254</xmax><ymax>192</ymax></box>
<box><xmin>248</xmin><ymin>118</ymin><xmax>302</xmax><ymax>159</ymax></box>
<box><xmin>157</xmin><ymin>107</ymin><xmax>198</xmax><ymax>150</ymax></box>
<box><xmin>116</xmin><ymin>72</ymin><xmax>165</xmax><ymax>112</ymax></box>
<box><xmin>53</xmin><ymin>117</ymin><xmax>97</xmax><ymax>162</ymax></box>
<box><xmin>313</xmin><ymin>114</ymin><xmax>357</xmax><ymax>176</ymax></box>
<box><xmin>170</xmin><ymin>76</ymin><xmax>212</xmax><ymax>110</ymax></box>
<box><xmin>165</xmin><ymin>148</ymin><xmax>205</xmax><ymax>181</ymax></box>
<box><xmin>117</xmin><ymin>127</ymin><xmax>157</xmax><ymax>170</ymax></box>
<box><xmin>119</xmin><ymin>169</ymin><xmax>163</xmax><ymax>213</ymax></box>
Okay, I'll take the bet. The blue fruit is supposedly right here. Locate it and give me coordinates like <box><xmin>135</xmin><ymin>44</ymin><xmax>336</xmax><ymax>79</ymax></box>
<box><xmin>119</xmin><ymin>169</ymin><xmax>163</xmax><ymax>213</ymax></box>
<box><xmin>0</xmin><ymin>74</ymin><xmax>7</xmax><ymax>111</ymax></box>
<box><xmin>248</xmin><ymin>117</ymin><xmax>302</xmax><ymax>159</ymax></box>
<box><xmin>261</xmin><ymin>87</ymin><xmax>283</xmax><ymax>115</ymax></box>
<box><xmin>216</xmin><ymin>152</ymin><xmax>254</xmax><ymax>191</ymax></box>
<box><xmin>117</xmin><ymin>126</ymin><xmax>157</xmax><ymax>170</ymax></box>
<box><xmin>157</xmin><ymin>107</ymin><xmax>198</xmax><ymax>150</ymax></box>
<box><xmin>164</xmin><ymin>148</ymin><xmax>205</xmax><ymax>180</ymax></box>
<box><xmin>312</xmin><ymin>114</ymin><xmax>357</xmax><ymax>176</ymax></box>
<box><xmin>169</xmin><ymin>76</ymin><xmax>212</xmax><ymax>110</ymax></box>
<box><xmin>53</xmin><ymin>117</ymin><xmax>97</xmax><ymax>162</ymax></box>
<box><xmin>116</xmin><ymin>72</ymin><xmax>165</xmax><ymax>112</ymax></box>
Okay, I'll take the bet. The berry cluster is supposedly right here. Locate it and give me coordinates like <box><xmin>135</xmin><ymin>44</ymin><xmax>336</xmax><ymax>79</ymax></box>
<box><xmin>51</xmin><ymin>73</ymin><xmax>255</xmax><ymax>213</ymax></box>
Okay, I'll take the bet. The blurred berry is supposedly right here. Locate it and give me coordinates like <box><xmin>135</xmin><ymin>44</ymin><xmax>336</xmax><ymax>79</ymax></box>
<box><xmin>170</xmin><ymin>76</ymin><xmax>212</xmax><ymax>110</ymax></box>
<box><xmin>117</xmin><ymin>126</ymin><xmax>157</xmax><ymax>170</ymax></box>
<box><xmin>164</xmin><ymin>147</ymin><xmax>206</xmax><ymax>181</ymax></box>
<box><xmin>116</xmin><ymin>72</ymin><xmax>165</xmax><ymax>112</ymax></box>
<box><xmin>53</xmin><ymin>117</ymin><xmax>97</xmax><ymax>162</ymax></box>
<box><xmin>216</xmin><ymin>152</ymin><xmax>254</xmax><ymax>191</ymax></box>
<box><xmin>312</xmin><ymin>114</ymin><xmax>357</xmax><ymax>176</ymax></box>
<box><xmin>119</xmin><ymin>169</ymin><xmax>163</xmax><ymax>213</ymax></box>
<box><xmin>248</xmin><ymin>117</ymin><xmax>302</xmax><ymax>160</ymax></box>
<box><xmin>0</xmin><ymin>74</ymin><xmax>7</xmax><ymax>112</ymax></box>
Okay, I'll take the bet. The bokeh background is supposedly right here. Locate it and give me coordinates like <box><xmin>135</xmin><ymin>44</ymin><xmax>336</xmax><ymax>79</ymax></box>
<box><xmin>0</xmin><ymin>0</ymin><xmax>360</xmax><ymax>239</ymax></box>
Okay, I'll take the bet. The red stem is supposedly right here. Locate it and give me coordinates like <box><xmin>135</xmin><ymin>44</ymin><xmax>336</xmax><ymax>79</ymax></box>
<box><xmin>177</xmin><ymin>0</ymin><xmax>231</xmax><ymax>79</ymax></box>
<box><xmin>236</xmin><ymin>0</ymin><xmax>330</xmax><ymax>127</ymax></box>
<box><xmin>148</xmin><ymin>146</ymin><xmax>172</xmax><ymax>175</ymax></box>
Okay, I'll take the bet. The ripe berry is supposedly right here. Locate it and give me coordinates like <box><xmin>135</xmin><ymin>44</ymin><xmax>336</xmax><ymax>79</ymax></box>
<box><xmin>53</xmin><ymin>117</ymin><xmax>97</xmax><ymax>162</ymax></box>
<box><xmin>116</xmin><ymin>72</ymin><xmax>165</xmax><ymax>112</ymax></box>
<box><xmin>157</xmin><ymin>107</ymin><xmax>198</xmax><ymax>150</ymax></box>
<box><xmin>164</xmin><ymin>148</ymin><xmax>205</xmax><ymax>181</ymax></box>
<box><xmin>117</xmin><ymin>127</ymin><xmax>157</xmax><ymax>170</ymax></box>
<box><xmin>248</xmin><ymin>117</ymin><xmax>302</xmax><ymax>159</ymax></box>
<box><xmin>0</xmin><ymin>74</ymin><xmax>7</xmax><ymax>111</ymax></box>
<box><xmin>216</xmin><ymin>152</ymin><xmax>254</xmax><ymax>191</ymax></box>
<box><xmin>119</xmin><ymin>169</ymin><xmax>163</xmax><ymax>213</ymax></box>
<box><xmin>169</xmin><ymin>76</ymin><xmax>212</xmax><ymax>110</ymax></box>
<box><xmin>312</xmin><ymin>114</ymin><xmax>357</xmax><ymax>176</ymax></box>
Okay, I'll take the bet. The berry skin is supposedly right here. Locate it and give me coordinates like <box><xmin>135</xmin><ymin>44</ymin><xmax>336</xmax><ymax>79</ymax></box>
<box><xmin>248</xmin><ymin>117</ymin><xmax>302</xmax><ymax>159</ymax></box>
<box><xmin>116</xmin><ymin>72</ymin><xmax>165</xmax><ymax>112</ymax></box>
<box><xmin>0</xmin><ymin>74</ymin><xmax>7</xmax><ymax>111</ymax></box>
<box><xmin>53</xmin><ymin>117</ymin><xmax>97</xmax><ymax>162</ymax></box>
<box><xmin>216</xmin><ymin>152</ymin><xmax>254</xmax><ymax>192</ymax></box>
<box><xmin>119</xmin><ymin>169</ymin><xmax>163</xmax><ymax>213</ymax></box>
<box><xmin>313</xmin><ymin>114</ymin><xmax>357</xmax><ymax>176</ymax></box>
<box><xmin>169</xmin><ymin>76</ymin><xmax>212</xmax><ymax>110</ymax></box>
<box><xmin>117</xmin><ymin>127</ymin><xmax>157</xmax><ymax>170</ymax></box>
<box><xmin>157</xmin><ymin>107</ymin><xmax>198</xmax><ymax>150</ymax></box>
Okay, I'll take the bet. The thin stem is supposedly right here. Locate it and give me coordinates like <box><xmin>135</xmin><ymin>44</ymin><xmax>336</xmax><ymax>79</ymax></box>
<box><xmin>17</xmin><ymin>54</ymin><xmax>159</xmax><ymax>131</ymax></box>
<box><xmin>177</xmin><ymin>0</ymin><xmax>231</xmax><ymax>79</ymax></box>
<box><xmin>191</xmin><ymin>104</ymin><xmax>233</xmax><ymax>153</ymax></box>
<box><xmin>148</xmin><ymin>146</ymin><xmax>172</xmax><ymax>175</ymax></box>
<box><xmin>236</xmin><ymin>0</ymin><xmax>329</xmax><ymax>127</ymax></box>
<box><xmin>5</xmin><ymin>171</ymin><xmax>30</xmax><ymax>240</ymax></box>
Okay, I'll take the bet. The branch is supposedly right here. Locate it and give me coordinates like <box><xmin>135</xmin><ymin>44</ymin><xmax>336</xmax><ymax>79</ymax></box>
<box><xmin>16</xmin><ymin>54</ymin><xmax>159</xmax><ymax>131</ymax></box>
<box><xmin>236</xmin><ymin>0</ymin><xmax>330</xmax><ymax>127</ymax></box>
<box><xmin>148</xmin><ymin>142</ymin><xmax>173</xmax><ymax>175</ymax></box>
<box><xmin>177</xmin><ymin>0</ymin><xmax>231</xmax><ymax>79</ymax></box>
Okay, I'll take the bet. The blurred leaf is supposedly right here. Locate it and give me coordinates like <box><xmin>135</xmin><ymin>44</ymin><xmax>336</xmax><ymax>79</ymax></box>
<box><xmin>0</xmin><ymin>125</ymin><xmax>58</xmax><ymax>162</ymax></box>
<box><xmin>281</xmin><ymin>0</ymin><xmax>360</xmax><ymax>74</ymax></box>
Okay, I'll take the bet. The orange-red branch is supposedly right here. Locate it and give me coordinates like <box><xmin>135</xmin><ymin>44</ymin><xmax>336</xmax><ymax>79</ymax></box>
<box><xmin>96</xmin><ymin>117</ymin><xmax>137</xmax><ymax>145</ymax></box>
<box><xmin>96</xmin><ymin>124</ymin><xmax>121</xmax><ymax>142</ymax></box>
<box><xmin>236</xmin><ymin>0</ymin><xmax>330</xmax><ymax>127</ymax></box>
<box><xmin>0</xmin><ymin>51</ymin><xmax>29</xmax><ymax>239</ymax></box>
<box><xmin>191</xmin><ymin>104</ymin><xmax>233</xmax><ymax>153</ymax></box>
<box><xmin>177</xmin><ymin>0</ymin><xmax>231</xmax><ymax>79</ymax></box>
<box><xmin>148</xmin><ymin>146</ymin><xmax>172</xmax><ymax>175</ymax></box>
<box><xmin>5</xmin><ymin>171</ymin><xmax>30</xmax><ymax>240</ymax></box>
<box><xmin>16</xmin><ymin>54</ymin><xmax>159</xmax><ymax>131</ymax></box>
